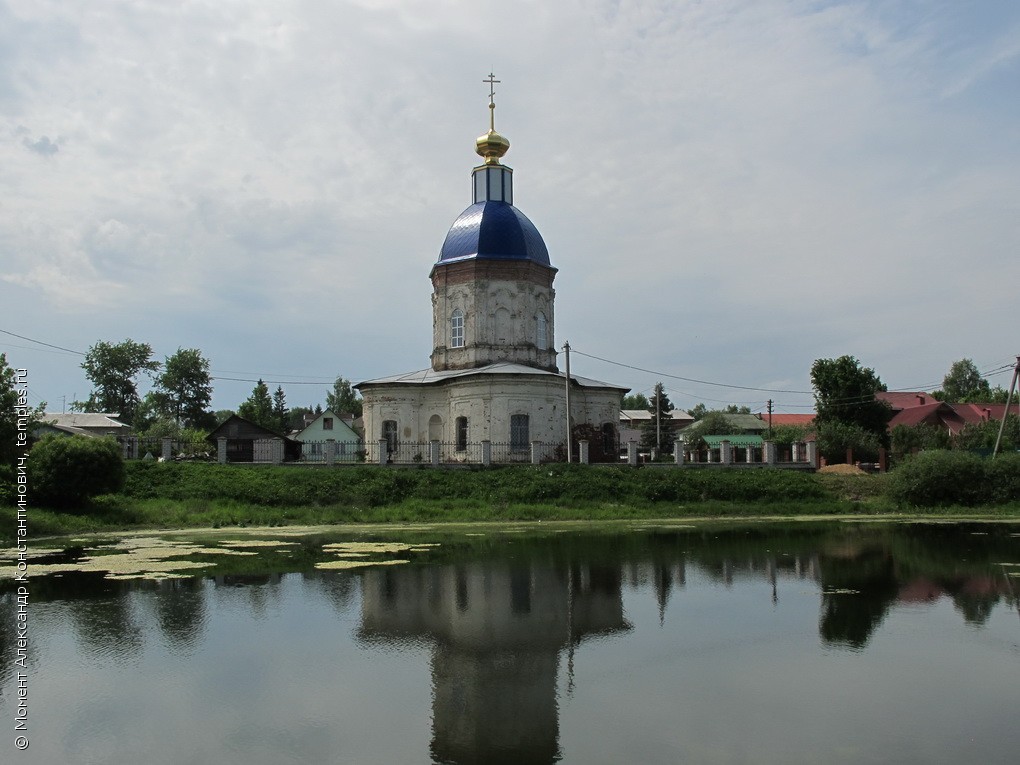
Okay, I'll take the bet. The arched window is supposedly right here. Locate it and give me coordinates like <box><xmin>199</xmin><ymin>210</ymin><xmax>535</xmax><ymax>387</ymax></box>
<box><xmin>382</xmin><ymin>420</ymin><xmax>398</xmax><ymax>453</ymax></box>
<box><xmin>536</xmin><ymin>311</ymin><xmax>548</xmax><ymax>350</ymax></box>
<box><xmin>451</xmin><ymin>309</ymin><xmax>465</xmax><ymax>348</ymax></box>
<box><xmin>602</xmin><ymin>423</ymin><xmax>617</xmax><ymax>455</ymax></box>
<box><xmin>510</xmin><ymin>414</ymin><xmax>530</xmax><ymax>452</ymax></box>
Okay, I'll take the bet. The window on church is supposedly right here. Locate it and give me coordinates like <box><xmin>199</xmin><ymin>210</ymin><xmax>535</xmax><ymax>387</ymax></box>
<box><xmin>510</xmin><ymin>414</ymin><xmax>530</xmax><ymax>452</ymax></box>
<box><xmin>382</xmin><ymin>420</ymin><xmax>398</xmax><ymax>453</ymax></box>
<box><xmin>536</xmin><ymin>311</ymin><xmax>548</xmax><ymax>350</ymax></box>
<box><xmin>602</xmin><ymin>422</ymin><xmax>617</xmax><ymax>455</ymax></box>
<box><xmin>451</xmin><ymin>309</ymin><xmax>465</xmax><ymax>348</ymax></box>
<box><xmin>456</xmin><ymin>417</ymin><xmax>468</xmax><ymax>451</ymax></box>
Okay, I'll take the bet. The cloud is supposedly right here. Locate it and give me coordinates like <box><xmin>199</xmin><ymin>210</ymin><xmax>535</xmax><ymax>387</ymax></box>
<box><xmin>23</xmin><ymin>134</ymin><xmax>59</xmax><ymax>155</ymax></box>
<box><xmin>1</xmin><ymin>0</ymin><xmax>1018</xmax><ymax>412</ymax></box>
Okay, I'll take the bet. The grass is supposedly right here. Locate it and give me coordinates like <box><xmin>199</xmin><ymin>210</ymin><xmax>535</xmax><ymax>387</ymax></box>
<box><xmin>4</xmin><ymin>461</ymin><xmax>1018</xmax><ymax>542</ymax></box>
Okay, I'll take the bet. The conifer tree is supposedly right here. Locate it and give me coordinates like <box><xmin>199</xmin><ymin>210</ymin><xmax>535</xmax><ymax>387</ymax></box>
<box><xmin>640</xmin><ymin>382</ymin><xmax>676</xmax><ymax>454</ymax></box>
<box><xmin>238</xmin><ymin>380</ymin><xmax>274</xmax><ymax>431</ymax></box>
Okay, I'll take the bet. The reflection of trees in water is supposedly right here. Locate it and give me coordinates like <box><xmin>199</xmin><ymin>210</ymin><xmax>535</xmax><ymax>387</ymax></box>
<box><xmin>818</xmin><ymin>549</ymin><xmax>899</xmax><ymax>649</ymax></box>
<box><xmin>64</xmin><ymin>578</ymin><xmax>145</xmax><ymax>661</ymax></box>
<box><xmin>300</xmin><ymin>569</ymin><xmax>356</xmax><ymax>614</ymax></box>
<box><xmin>0</xmin><ymin>594</ymin><xmax>19</xmax><ymax>687</ymax></box>
<box><xmin>149</xmin><ymin>578</ymin><xmax>208</xmax><ymax>653</ymax></box>
<box><xmin>212</xmin><ymin>573</ymin><xmax>284</xmax><ymax>618</ymax></box>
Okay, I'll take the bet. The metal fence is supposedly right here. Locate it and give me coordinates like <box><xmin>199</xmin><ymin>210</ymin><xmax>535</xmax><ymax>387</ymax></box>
<box><xmin>116</xmin><ymin>434</ymin><xmax>817</xmax><ymax>469</ymax></box>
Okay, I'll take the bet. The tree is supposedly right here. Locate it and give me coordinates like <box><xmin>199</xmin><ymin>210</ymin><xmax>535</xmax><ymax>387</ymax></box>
<box><xmin>238</xmin><ymin>380</ymin><xmax>275</xmax><ymax>431</ymax></box>
<box><xmin>77</xmin><ymin>339</ymin><xmax>159</xmax><ymax>424</ymax></box>
<box><xmin>815</xmin><ymin>421</ymin><xmax>883</xmax><ymax>464</ymax></box>
<box><xmin>1</xmin><ymin>354</ymin><xmax>45</xmax><ymax>469</ymax></box>
<box><xmin>29</xmin><ymin>435</ymin><xmax>124</xmax><ymax>508</ymax></box>
<box><xmin>151</xmin><ymin>348</ymin><xmax>213</xmax><ymax>428</ymax></box>
<box><xmin>621</xmin><ymin>393</ymin><xmax>649</xmax><ymax>410</ymax></box>
<box><xmin>724</xmin><ymin>404</ymin><xmax>751</xmax><ymax>414</ymax></box>
<box><xmin>640</xmin><ymin>382</ymin><xmax>676</xmax><ymax>454</ymax></box>
<box><xmin>272</xmin><ymin>386</ymin><xmax>289</xmax><ymax>434</ymax></box>
<box><xmin>811</xmin><ymin>356</ymin><xmax>891</xmax><ymax>443</ymax></box>
<box><xmin>688</xmin><ymin>403</ymin><xmax>707</xmax><ymax>420</ymax></box>
<box><xmin>326</xmin><ymin>376</ymin><xmax>362</xmax><ymax>417</ymax></box>
<box><xmin>935</xmin><ymin>359</ymin><xmax>992</xmax><ymax>403</ymax></box>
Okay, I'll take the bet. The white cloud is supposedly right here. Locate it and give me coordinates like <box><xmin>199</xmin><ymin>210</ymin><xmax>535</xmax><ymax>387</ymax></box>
<box><xmin>1</xmin><ymin>0</ymin><xmax>1018</xmax><ymax>411</ymax></box>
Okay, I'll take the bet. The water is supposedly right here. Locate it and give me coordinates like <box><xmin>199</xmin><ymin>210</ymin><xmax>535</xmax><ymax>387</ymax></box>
<box><xmin>2</xmin><ymin>520</ymin><xmax>1018</xmax><ymax>764</ymax></box>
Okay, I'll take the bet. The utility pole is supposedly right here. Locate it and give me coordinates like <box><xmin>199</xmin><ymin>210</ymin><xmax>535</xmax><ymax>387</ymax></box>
<box><xmin>993</xmin><ymin>355</ymin><xmax>1020</xmax><ymax>458</ymax></box>
<box><xmin>767</xmin><ymin>399</ymin><xmax>773</xmax><ymax>440</ymax></box>
<box><xmin>564</xmin><ymin>341</ymin><xmax>572</xmax><ymax>463</ymax></box>
<box><xmin>655</xmin><ymin>384</ymin><xmax>661</xmax><ymax>453</ymax></box>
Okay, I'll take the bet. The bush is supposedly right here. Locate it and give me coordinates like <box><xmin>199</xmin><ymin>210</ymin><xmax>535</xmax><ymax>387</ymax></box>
<box><xmin>29</xmin><ymin>435</ymin><xmax>125</xmax><ymax>509</ymax></box>
<box><xmin>985</xmin><ymin>453</ymin><xmax>1020</xmax><ymax>504</ymax></box>
<box><xmin>887</xmin><ymin>450</ymin><xmax>988</xmax><ymax>507</ymax></box>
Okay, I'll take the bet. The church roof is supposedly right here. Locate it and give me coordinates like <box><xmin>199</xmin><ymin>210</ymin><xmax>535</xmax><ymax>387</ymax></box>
<box><xmin>356</xmin><ymin>362</ymin><xmax>626</xmax><ymax>391</ymax></box>
<box><xmin>438</xmin><ymin>201</ymin><xmax>551</xmax><ymax>266</ymax></box>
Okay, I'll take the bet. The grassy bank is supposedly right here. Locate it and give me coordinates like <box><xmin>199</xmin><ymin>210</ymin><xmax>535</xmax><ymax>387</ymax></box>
<box><xmin>4</xmin><ymin>462</ymin><xmax>1018</xmax><ymax>541</ymax></box>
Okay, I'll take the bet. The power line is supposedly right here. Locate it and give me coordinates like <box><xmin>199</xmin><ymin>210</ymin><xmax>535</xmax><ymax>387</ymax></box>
<box><xmin>0</xmin><ymin>329</ymin><xmax>85</xmax><ymax>356</ymax></box>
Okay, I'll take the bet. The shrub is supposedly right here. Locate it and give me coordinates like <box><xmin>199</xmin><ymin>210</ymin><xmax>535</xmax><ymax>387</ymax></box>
<box><xmin>985</xmin><ymin>453</ymin><xmax>1020</xmax><ymax>504</ymax></box>
<box><xmin>887</xmin><ymin>450</ymin><xmax>988</xmax><ymax>507</ymax></box>
<box><xmin>29</xmin><ymin>435</ymin><xmax>125</xmax><ymax>509</ymax></box>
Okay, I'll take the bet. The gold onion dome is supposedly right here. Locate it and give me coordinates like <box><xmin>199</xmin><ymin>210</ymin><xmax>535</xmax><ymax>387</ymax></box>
<box><xmin>476</xmin><ymin>127</ymin><xmax>510</xmax><ymax>165</ymax></box>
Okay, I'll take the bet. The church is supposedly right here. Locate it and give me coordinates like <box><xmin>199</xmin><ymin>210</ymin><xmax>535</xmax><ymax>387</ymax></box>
<box><xmin>356</xmin><ymin>79</ymin><xmax>626</xmax><ymax>461</ymax></box>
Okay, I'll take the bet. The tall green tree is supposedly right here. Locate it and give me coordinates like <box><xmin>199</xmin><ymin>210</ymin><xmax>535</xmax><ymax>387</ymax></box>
<box><xmin>1</xmin><ymin>353</ymin><xmax>45</xmax><ymax>467</ymax></box>
<box><xmin>237</xmin><ymin>380</ymin><xmax>275</xmax><ymax>430</ymax></box>
<box><xmin>326</xmin><ymin>376</ymin><xmax>362</xmax><ymax>417</ymax></box>
<box><xmin>640</xmin><ymin>382</ymin><xmax>676</xmax><ymax>454</ymax></box>
<box><xmin>150</xmin><ymin>348</ymin><xmax>213</xmax><ymax>428</ymax></box>
<box><xmin>621</xmin><ymin>393</ymin><xmax>649</xmax><ymax>410</ymax></box>
<box><xmin>272</xmin><ymin>386</ymin><xmax>289</xmax><ymax>434</ymax></box>
<box><xmin>77</xmin><ymin>339</ymin><xmax>159</xmax><ymax>424</ymax></box>
<box><xmin>934</xmin><ymin>358</ymin><xmax>992</xmax><ymax>402</ymax></box>
<box><xmin>811</xmin><ymin>356</ymin><xmax>892</xmax><ymax>439</ymax></box>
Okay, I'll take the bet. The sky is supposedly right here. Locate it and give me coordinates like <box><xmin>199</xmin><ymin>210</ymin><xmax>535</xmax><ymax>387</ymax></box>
<box><xmin>2</xmin><ymin>0</ymin><xmax>1019</xmax><ymax>419</ymax></box>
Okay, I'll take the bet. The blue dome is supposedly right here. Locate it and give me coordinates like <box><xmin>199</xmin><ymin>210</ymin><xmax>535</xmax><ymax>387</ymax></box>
<box><xmin>438</xmin><ymin>201</ymin><xmax>550</xmax><ymax>266</ymax></box>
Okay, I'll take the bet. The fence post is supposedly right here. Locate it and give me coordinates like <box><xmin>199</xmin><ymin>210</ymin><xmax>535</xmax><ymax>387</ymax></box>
<box><xmin>578</xmin><ymin>439</ymin><xmax>589</xmax><ymax>465</ymax></box>
<box><xmin>791</xmin><ymin>442</ymin><xmax>802</xmax><ymax>462</ymax></box>
<box><xmin>161</xmin><ymin>437</ymin><xmax>172</xmax><ymax>461</ymax></box>
<box><xmin>765</xmin><ymin>440</ymin><xmax>777</xmax><ymax>465</ymax></box>
<box><xmin>430</xmin><ymin>440</ymin><xmax>440</xmax><ymax>467</ymax></box>
<box><xmin>674</xmin><ymin>440</ymin><xmax>685</xmax><ymax>466</ymax></box>
<box><xmin>746</xmin><ymin>444</ymin><xmax>755</xmax><ymax>464</ymax></box>
<box><xmin>721</xmin><ymin>439</ymin><xmax>732</xmax><ymax>465</ymax></box>
<box><xmin>326</xmin><ymin>439</ymin><xmax>337</xmax><ymax>466</ymax></box>
<box><xmin>217</xmin><ymin>437</ymin><xmax>227</xmax><ymax>464</ymax></box>
<box><xmin>272</xmin><ymin>438</ymin><xmax>284</xmax><ymax>465</ymax></box>
<box><xmin>806</xmin><ymin>440</ymin><xmax>818</xmax><ymax>468</ymax></box>
<box><xmin>627</xmin><ymin>440</ymin><xmax>637</xmax><ymax>466</ymax></box>
<box><xmin>481</xmin><ymin>440</ymin><xmax>491</xmax><ymax>466</ymax></box>
<box><xmin>128</xmin><ymin>437</ymin><xmax>139</xmax><ymax>460</ymax></box>
<box><xmin>531</xmin><ymin>441</ymin><xmax>542</xmax><ymax>465</ymax></box>
<box><xmin>378</xmin><ymin>439</ymin><xmax>388</xmax><ymax>466</ymax></box>
<box><xmin>878</xmin><ymin>446</ymin><xmax>887</xmax><ymax>473</ymax></box>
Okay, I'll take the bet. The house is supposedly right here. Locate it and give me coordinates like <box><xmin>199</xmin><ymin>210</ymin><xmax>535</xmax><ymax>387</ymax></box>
<box><xmin>206</xmin><ymin>415</ymin><xmax>302</xmax><ymax>463</ymax></box>
<box><xmin>618</xmin><ymin>409</ymin><xmax>694</xmax><ymax>450</ymax></box>
<box><xmin>356</xmin><ymin>87</ymin><xmax>626</xmax><ymax>460</ymax></box>
<box><xmin>680</xmin><ymin>413</ymin><xmax>769</xmax><ymax>439</ymax></box>
<box><xmin>878</xmin><ymin>391</ymin><xmax>1020</xmax><ymax>437</ymax></box>
<box><xmin>293</xmin><ymin>409</ymin><xmax>361</xmax><ymax>462</ymax></box>
<box><xmin>36</xmin><ymin>412</ymin><xmax>131</xmax><ymax>438</ymax></box>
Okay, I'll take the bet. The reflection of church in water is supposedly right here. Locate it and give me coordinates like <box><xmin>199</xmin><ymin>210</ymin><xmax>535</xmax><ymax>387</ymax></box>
<box><xmin>357</xmin><ymin>561</ymin><xmax>630</xmax><ymax>764</ymax></box>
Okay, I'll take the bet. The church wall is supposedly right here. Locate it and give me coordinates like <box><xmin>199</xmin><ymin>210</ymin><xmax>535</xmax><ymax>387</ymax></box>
<box><xmin>430</xmin><ymin>261</ymin><xmax>558</xmax><ymax>372</ymax></box>
<box><xmin>361</xmin><ymin>376</ymin><xmax>622</xmax><ymax>450</ymax></box>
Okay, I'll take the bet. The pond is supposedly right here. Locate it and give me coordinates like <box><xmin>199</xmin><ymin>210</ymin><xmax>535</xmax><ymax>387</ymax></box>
<box><xmin>2</xmin><ymin>519</ymin><xmax>1019</xmax><ymax>764</ymax></box>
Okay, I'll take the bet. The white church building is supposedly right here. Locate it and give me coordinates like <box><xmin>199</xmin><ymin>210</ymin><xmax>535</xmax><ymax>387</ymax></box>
<box><xmin>357</xmin><ymin>81</ymin><xmax>626</xmax><ymax>462</ymax></box>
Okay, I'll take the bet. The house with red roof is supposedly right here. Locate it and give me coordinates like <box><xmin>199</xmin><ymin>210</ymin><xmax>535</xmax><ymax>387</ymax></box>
<box><xmin>878</xmin><ymin>392</ymin><xmax>1019</xmax><ymax>436</ymax></box>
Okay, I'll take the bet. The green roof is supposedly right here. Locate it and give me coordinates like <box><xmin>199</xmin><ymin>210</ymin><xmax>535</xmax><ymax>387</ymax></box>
<box><xmin>698</xmin><ymin>435</ymin><xmax>764</xmax><ymax>448</ymax></box>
